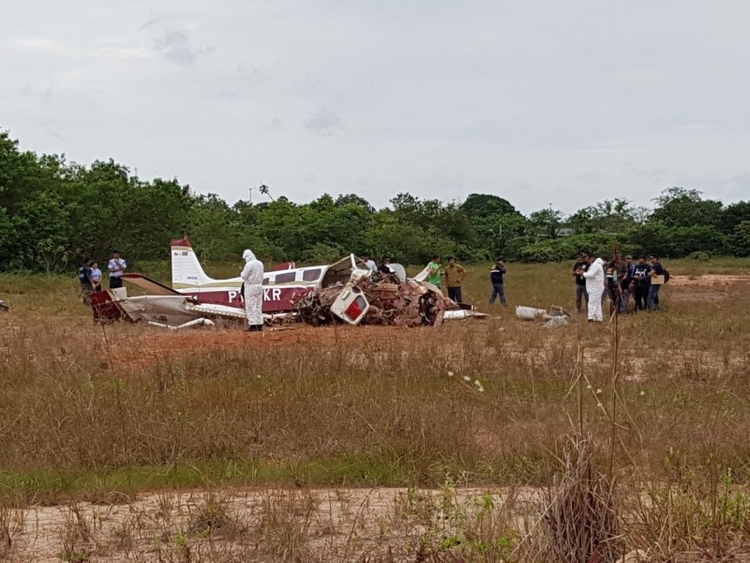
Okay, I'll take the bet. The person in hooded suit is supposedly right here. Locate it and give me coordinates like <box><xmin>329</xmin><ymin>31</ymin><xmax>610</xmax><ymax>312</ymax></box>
<box><xmin>241</xmin><ymin>249</ymin><xmax>265</xmax><ymax>331</ymax></box>
<box><xmin>582</xmin><ymin>255</ymin><xmax>605</xmax><ymax>322</ymax></box>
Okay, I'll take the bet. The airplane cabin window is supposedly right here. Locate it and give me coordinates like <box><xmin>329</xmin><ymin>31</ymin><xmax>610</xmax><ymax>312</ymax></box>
<box><xmin>275</xmin><ymin>272</ymin><xmax>296</xmax><ymax>284</ymax></box>
<box><xmin>262</xmin><ymin>278</ymin><xmax>269</xmax><ymax>285</ymax></box>
<box><xmin>302</xmin><ymin>268</ymin><xmax>321</xmax><ymax>282</ymax></box>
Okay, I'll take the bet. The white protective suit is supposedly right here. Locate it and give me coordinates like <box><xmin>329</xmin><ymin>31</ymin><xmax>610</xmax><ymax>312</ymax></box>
<box><xmin>583</xmin><ymin>257</ymin><xmax>605</xmax><ymax>321</ymax></box>
<box><xmin>241</xmin><ymin>249</ymin><xmax>264</xmax><ymax>327</ymax></box>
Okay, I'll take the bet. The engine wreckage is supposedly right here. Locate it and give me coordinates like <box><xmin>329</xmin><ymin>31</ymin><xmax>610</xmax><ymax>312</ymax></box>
<box><xmin>293</xmin><ymin>270</ymin><xmax>487</xmax><ymax>327</ymax></box>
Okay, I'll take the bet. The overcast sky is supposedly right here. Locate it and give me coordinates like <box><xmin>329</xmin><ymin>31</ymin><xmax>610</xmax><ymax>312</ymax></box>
<box><xmin>2</xmin><ymin>0</ymin><xmax>749</xmax><ymax>214</ymax></box>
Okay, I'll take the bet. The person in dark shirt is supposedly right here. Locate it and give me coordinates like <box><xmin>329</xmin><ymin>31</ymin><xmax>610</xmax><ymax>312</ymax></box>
<box><xmin>377</xmin><ymin>257</ymin><xmax>392</xmax><ymax>274</ymax></box>
<box><xmin>78</xmin><ymin>260</ymin><xmax>93</xmax><ymax>305</ymax></box>
<box><xmin>648</xmin><ymin>255</ymin><xmax>666</xmax><ymax>311</ymax></box>
<box><xmin>573</xmin><ymin>253</ymin><xmax>589</xmax><ymax>313</ymax></box>
<box><xmin>619</xmin><ymin>255</ymin><xmax>635</xmax><ymax>314</ymax></box>
<box><xmin>489</xmin><ymin>257</ymin><xmax>507</xmax><ymax>306</ymax></box>
<box><xmin>631</xmin><ymin>257</ymin><xmax>651</xmax><ymax>312</ymax></box>
<box><xmin>605</xmin><ymin>259</ymin><xmax>619</xmax><ymax>315</ymax></box>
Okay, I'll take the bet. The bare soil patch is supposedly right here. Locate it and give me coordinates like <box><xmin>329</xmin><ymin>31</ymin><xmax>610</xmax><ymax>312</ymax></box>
<box><xmin>111</xmin><ymin>324</ymin><xmax>428</xmax><ymax>369</ymax></box>
<box><xmin>669</xmin><ymin>274</ymin><xmax>750</xmax><ymax>287</ymax></box>
<box><xmin>3</xmin><ymin>486</ymin><xmax>535</xmax><ymax>562</ymax></box>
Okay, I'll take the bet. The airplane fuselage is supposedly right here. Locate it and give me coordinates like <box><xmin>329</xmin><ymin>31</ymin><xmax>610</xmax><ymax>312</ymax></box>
<box><xmin>176</xmin><ymin>285</ymin><xmax>313</xmax><ymax>314</ymax></box>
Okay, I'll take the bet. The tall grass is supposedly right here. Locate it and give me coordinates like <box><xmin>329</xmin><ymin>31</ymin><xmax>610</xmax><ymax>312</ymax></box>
<box><xmin>1</xmin><ymin>260</ymin><xmax>750</xmax><ymax>559</ymax></box>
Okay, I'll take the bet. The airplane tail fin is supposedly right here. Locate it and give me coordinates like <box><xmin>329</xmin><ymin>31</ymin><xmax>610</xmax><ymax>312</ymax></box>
<box><xmin>171</xmin><ymin>237</ymin><xmax>215</xmax><ymax>287</ymax></box>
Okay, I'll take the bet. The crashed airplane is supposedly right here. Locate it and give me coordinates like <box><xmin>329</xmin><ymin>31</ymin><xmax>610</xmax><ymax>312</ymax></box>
<box><xmin>91</xmin><ymin>238</ymin><xmax>485</xmax><ymax>328</ymax></box>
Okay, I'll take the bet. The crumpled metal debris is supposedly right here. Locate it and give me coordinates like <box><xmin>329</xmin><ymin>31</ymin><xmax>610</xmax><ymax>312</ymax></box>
<box><xmin>293</xmin><ymin>271</ymin><xmax>485</xmax><ymax>327</ymax></box>
<box><xmin>0</xmin><ymin>300</ymin><xmax>9</xmax><ymax>312</ymax></box>
<box><xmin>544</xmin><ymin>316</ymin><xmax>568</xmax><ymax>328</ymax></box>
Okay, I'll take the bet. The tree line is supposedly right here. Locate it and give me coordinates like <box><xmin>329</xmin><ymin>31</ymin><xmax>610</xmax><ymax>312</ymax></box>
<box><xmin>1</xmin><ymin>130</ymin><xmax>749</xmax><ymax>272</ymax></box>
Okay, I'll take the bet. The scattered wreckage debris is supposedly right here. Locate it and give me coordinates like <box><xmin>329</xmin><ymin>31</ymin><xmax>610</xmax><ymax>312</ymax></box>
<box><xmin>516</xmin><ymin>305</ymin><xmax>572</xmax><ymax>328</ymax></box>
<box><xmin>0</xmin><ymin>299</ymin><xmax>9</xmax><ymax>312</ymax></box>
<box><xmin>293</xmin><ymin>272</ymin><xmax>488</xmax><ymax>327</ymax></box>
<box><xmin>146</xmin><ymin>318</ymin><xmax>216</xmax><ymax>331</ymax></box>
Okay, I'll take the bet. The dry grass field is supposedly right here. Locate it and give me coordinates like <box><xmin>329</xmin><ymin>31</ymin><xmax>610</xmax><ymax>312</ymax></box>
<box><xmin>1</xmin><ymin>258</ymin><xmax>750</xmax><ymax>561</ymax></box>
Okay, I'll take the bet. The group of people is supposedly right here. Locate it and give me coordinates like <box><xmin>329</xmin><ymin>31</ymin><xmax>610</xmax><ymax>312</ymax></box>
<box><xmin>425</xmin><ymin>254</ymin><xmax>510</xmax><ymax>307</ymax></box>
<box><xmin>425</xmin><ymin>255</ymin><xmax>470</xmax><ymax>303</ymax></box>
<box><xmin>573</xmin><ymin>252</ymin><xmax>669</xmax><ymax>322</ymax></box>
<box><xmin>78</xmin><ymin>250</ymin><xmax>127</xmax><ymax>304</ymax></box>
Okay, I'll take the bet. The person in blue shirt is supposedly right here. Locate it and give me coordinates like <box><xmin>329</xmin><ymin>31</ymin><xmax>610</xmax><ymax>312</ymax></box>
<box><xmin>489</xmin><ymin>257</ymin><xmax>507</xmax><ymax>306</ymax></box>
<box><xmin>108</xmin><ymin>250</ymin><xmax>127</xmax><ymax>289</ymax></box>
<box><xmin>90</xmin><ymin>261</ymin><xmax>102</xmax><ymax>292</ymax></box>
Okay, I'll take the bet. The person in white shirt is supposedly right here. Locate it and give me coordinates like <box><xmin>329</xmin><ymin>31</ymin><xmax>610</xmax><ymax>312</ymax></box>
<box><xmin>581</xmin><ymin>255</ymin><xmax>605</xmax><ymax>322</ymax></box>
<box><xmin>107</xmin><ymin>250</ymin><xmax>127</xmax><ymax>289</ymax></box>
<box><xmin>362</xmin><ymin>254</ymin><xmax>377</xmax><ymax>273</ymax></box>
<box><xmin>241</xmin><ymin>249</ymin><xmax>265</xmax><ymax>331</ymax></box>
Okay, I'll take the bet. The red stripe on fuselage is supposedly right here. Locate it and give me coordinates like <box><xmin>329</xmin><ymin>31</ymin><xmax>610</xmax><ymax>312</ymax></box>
<box><xmin>179</xmin><ymin>286</ymin><xmax>313</xmax><ymax>313</ymax></box>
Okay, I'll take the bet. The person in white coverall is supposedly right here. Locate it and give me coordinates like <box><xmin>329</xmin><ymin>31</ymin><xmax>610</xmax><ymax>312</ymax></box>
<box><xmin>582</xmin><ymin>256</ymin><xmax>605</xmax><ymax>322</ymax></box>
<box><xmin>241</xmin><ymin>249</ymin><xmax>264</xmax><ymax>331</ymax></box>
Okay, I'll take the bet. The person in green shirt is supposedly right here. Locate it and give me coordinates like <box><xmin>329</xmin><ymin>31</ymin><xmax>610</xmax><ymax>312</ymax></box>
<box><xmin>427</xmin><ymin>255</ymin><xmax>442</xmax><ymax>287</ymax></box>
<box><xmin>443</xmin><ymin>256</ymin><xmax>467</xmax><ymax>302</ymax></box>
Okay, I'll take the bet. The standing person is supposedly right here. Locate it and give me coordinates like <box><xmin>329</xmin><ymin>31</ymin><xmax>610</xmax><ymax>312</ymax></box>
<box><xmin>647</xmin><ymin>255</ymin><xmax>668</xmax><ymax>311</ymax></box>
<box><xmin>90</xmin><ymin>261</ymin><xmax>103</xmax><ymax>292</ymax></box>
<box><xmin>619</xmin><ymin>256</ymin><xmax>635</xmax><ymax>314</ymax></box>
<box><xmin>573</xmin><ymin>253</ymin><xmax>589</xmax><ymax>314</ymax></box>
<box><xmin>489</xmin><ymin>257</ymin><xmax>507</xmax><ymax>306</ymax></box>
<box><xmin>444</xmin><ymin>256</ymin><xmax>467</xmax><ymax>303</ymax></box>
<box><xmin>362</xmin><ymin>254</ymin><xmax>377</xmax><ymax>273</ymax></box>
<box><xmin>605</xmin><ymin>259</ymin><xmax>619</xmax><ymax>315</ymax></box>
<box><xmin>107</xmin><ymin>250</ymin><xmax>127</xmax><ymax>289</ymax></box>
<box><xmin>582</xmin><ymin>255</ymin><xmax>605</xmax><ymax>322</ymax></box>
<box><xmin>427</xmin><ymin>255</ymin><xmax>442</xmax><ymax>288</ymax></box>
<box><xmin>78</xmin><ymin>260</ymin><xmax>93</xmax><ymax>304</ymax></box>
<box><xmin>632</xmin><ymin>257</ymin><xmax>651</xmax><ymax>312</ymax></box>
<box><xmin>378</xmin><ymin>257</ymin><xmax>392</xmax><ymax>274</ymax></box>
<box><xmin>241</xmin><ymin>249</ymin><xmax>265</xmax><ymax>331</ymax></box>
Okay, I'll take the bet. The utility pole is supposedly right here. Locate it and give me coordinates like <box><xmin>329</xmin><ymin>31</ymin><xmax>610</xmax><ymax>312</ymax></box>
<box><xmin>248</xmin><ymin>187</ymin><xmax>253</xmax><ymax>205</ymax></box>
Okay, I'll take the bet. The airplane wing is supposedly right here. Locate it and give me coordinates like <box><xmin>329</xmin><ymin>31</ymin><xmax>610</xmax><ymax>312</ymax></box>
<box><xmin>184</xmin><ymin>302</ymin><xmax>246</xmax><ymax>320</ymax></box>
<box><xmin>121</xmin><ymin>273</ymin><xmax>180</xmax><ymax>295</ymax></box>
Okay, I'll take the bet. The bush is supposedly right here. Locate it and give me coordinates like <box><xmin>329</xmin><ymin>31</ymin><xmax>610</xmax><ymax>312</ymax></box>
<box><xmin>519</xmin><ymin>234</ymin><xmax>618</xmax><ymax>263</ymax></box>
<box><xmin>686</xmin><ymin>251</ymin><xmax>712</xmax><ymax>261</ymax></box>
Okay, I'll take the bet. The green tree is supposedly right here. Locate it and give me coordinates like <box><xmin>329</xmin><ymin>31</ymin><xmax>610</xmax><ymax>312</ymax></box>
<box><xmin>651</xmin><ymin>187</ymin><xmax>723</xmax><ymax>230</ymax></box>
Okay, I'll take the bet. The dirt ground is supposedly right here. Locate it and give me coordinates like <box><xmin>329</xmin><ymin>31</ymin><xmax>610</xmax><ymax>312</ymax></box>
<box><xmin>669</xmin><ymin>274</ymin><xmax>750</xmax><ymax>287</ymax></box>
<box><xmin>99</xmin><ymin>273</ymin><xmax>746</xmax><ymax>371</ymax></box>
<box><xmin>2</xmin><ymin>486</ymin><xmax>535</xmax><ymax>562</ymax></box>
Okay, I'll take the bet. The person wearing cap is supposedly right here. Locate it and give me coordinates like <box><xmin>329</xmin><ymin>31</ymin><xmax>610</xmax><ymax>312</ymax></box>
<box><xmin>108</xmin><ymin>250</ymin><xmax>127</xmax><ymax>289</ymax></box>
